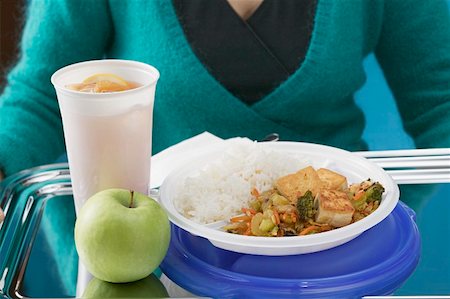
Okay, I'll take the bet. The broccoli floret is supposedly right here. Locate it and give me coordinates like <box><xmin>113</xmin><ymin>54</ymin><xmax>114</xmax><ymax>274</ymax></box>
<box><xmin>352</xmin><ymin>181</ymin><xmax>385</xmax><ymax>211</ymax></box>
<box><xmin>364</xmin><ymin>182</ymin><xmax>385</xmax><ymax>203</ymax></box>
<box><xmin>296</xmin><ymin>191</ymin><xmax>317</xmax><ymax>222</ymax></box>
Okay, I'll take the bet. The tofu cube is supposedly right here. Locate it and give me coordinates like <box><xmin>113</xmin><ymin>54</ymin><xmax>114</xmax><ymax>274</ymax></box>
<box><xmin>275</xmin><ymin>166</ymin><xmax>323</xmax><ymax>203</ymax></box>
<box><xmin>317</xmin><ymin>168</ymin><xmax>348</xmax><ymax>191</ymax></box>
<box><xmin>315</xmin><ymin>189</ymin><xmax>355</xmax><ymax>227</ymax></box>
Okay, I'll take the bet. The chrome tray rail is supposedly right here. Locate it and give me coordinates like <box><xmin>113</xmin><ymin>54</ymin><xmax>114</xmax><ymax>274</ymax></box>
<box><xmin>0</xmin><ymin>164</ymin><xmax>75</xmax><ymax>298</ymax></box>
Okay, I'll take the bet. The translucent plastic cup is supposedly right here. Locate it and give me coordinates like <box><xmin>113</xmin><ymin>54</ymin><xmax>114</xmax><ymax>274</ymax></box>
<box><xmin>51</xmin><ymin>59</ymin><xmax>160</xmax><ymax>213</ymax></box>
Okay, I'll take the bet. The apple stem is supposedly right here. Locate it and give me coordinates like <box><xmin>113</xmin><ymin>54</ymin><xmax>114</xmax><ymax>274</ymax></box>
<box><xmin>129</xmin><ymin>190</ymin><xmax>135</xmax><ymax>208</ymax></box>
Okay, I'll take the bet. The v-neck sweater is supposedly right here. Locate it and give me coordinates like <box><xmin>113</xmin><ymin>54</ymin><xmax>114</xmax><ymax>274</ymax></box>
<box><xmin>172</xmin><ymin>0</ymin><xmax>317</xmax><ymax>104</ymax></box>
<box><xmin>1</xmin><ymin>0</ymin><xmax>450</xmax><ymax>179</ymax></box>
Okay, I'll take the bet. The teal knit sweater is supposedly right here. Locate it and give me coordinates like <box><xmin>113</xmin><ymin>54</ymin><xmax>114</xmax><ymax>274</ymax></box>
<box><xmin>1</xmin><ymin>0</ymin><xmax>450</xmax><ymax>177</ymax></box>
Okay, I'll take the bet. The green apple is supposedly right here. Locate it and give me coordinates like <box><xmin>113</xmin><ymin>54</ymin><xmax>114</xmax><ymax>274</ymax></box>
<box><xmin>82</xmin><ymin>274</ymin><xmax>169</xmax><ymax>298</ymax></box>
<box><xmin>75</xmin><ymin>189</ymin><xmax>170</xmax><ymax>283</ymax></box>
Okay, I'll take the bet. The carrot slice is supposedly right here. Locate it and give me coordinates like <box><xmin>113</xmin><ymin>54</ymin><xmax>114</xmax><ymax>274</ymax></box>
<box><xmin>230</xmin><ymin>215</ymin><xmax>252</xmax><ymax>223</ymax></box>
<box><xmin>242</xmin><ymin>207</ymin><xmax>257</xmax><ymax>216</ymax></box>
<box><xmin>299</xmin><ymin>225</ymin><xmax>320</xmax><ymax>236</ymax></box>
<box><xmin>251</xmin><ymin>188</ymin><xmax>260</xmax><ymax>197</ymax></box>
<box><xmin>272</xmin><ymin>209</ymin><xmax>280</xmax><ymax>225</ymax></box>
<box><xmin>353</xmin><ymin>190</ymin><xmax>365</xmax><ymax>201</ymax></box>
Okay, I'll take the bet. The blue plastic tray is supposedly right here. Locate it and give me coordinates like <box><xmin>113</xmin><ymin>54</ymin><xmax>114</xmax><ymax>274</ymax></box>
<box><xmin>160</xmin><ymin>202</ymin><xmax>420</xmax><ymax>298</ymax></box>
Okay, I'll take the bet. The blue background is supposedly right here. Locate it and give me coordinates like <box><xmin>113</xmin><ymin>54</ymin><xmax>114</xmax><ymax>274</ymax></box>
<box><xmin>356</xmin><ymin>50</ymin><xmax>450</xmax><ymax>293</ymax></box>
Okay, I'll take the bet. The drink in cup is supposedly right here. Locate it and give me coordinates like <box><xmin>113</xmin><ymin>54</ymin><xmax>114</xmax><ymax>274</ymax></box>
<box><xmin>51</xmin><ymin>59</ymin><xmax>160</xmax><ymax>213</ymax></box>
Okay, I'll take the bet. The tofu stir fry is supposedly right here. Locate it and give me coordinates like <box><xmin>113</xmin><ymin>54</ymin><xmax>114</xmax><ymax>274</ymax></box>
<box><xmin>223</xmin><ymin>166</ymin><xmax>385</xmax><ymax>237</ymax></box>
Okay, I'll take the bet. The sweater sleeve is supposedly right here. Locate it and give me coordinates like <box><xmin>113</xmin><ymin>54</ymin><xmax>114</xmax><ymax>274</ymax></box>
<box><xmin>375</xmin><ymin>0</ymin><xmax>450</xmax><ymax>149</ymax></box>
<box><xmin>374</xmin><ymin>0</ymin><xmax>450</xmax><ymax>212</ymax></box>
<box><xmin>0</xmin><ymin>0</ymin><xmax>113</xmax><ymax>176</ymax></box>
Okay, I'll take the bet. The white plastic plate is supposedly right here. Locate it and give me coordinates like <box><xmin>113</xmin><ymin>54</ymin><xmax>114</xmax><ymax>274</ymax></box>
<box><xmin>159</xmin><ymin>141</ymin><xmax>399</xmax><ymax>256</ymax></box>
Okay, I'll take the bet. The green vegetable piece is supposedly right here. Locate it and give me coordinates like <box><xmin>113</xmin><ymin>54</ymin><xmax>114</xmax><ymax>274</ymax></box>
<box><xmin>270</xmin><ymin>193</ymin><xmax>290</xmax><ymax>206</ymax></box>
<box><xmin>353</xmin><ymin>181</ymin><xmax>385</xmax><ymax>211</ymax></box>
<box><xmin>259</xmin><ymin>218</ymin><xmax>275</xmax><ymax>232</ymax></box>
<box><xmin>365</xmin><ymin>182</ymin><xmax>385</xmax><ymax>203</ymax></box>
<box><xmin>249</xmin><ymin>199</ymin><xmax>261</xmax><ymax>212</ymax></box>
<box><xmin>251</xmin><ymin>213</ymin><xmax>266</xmax><ymax>236</ymax></box>
<box><xmin>352</xmin><ymin>195</ymin><xmax>367</xmax><ymax>211</ymax></box>
<box><xmin>296</xmin><ymin>190</ymin><xmax>317</xmax><ymax>222</ymax></box>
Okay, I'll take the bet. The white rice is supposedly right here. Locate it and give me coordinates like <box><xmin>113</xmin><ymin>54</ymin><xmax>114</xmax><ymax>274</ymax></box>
<box><xmin>173</xmin><ymin>138</ymin><xmax>310</xmax><ymax>224</ymax></box>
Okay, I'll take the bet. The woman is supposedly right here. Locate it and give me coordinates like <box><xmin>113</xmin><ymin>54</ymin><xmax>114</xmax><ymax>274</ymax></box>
<box><xmin>1</xmin><ymin>0</ymin><xmax>449</xmax><ymax>207</ymax></box>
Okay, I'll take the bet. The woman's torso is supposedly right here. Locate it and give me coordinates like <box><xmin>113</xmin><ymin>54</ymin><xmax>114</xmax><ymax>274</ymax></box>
<box><xmin>105</xmin><ymin>0</ymin><xmax>384</xmax><ymax>153</ymax></box>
